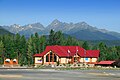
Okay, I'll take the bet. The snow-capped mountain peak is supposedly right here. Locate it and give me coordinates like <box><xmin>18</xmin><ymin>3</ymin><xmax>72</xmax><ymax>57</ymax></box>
<box><xmin>28</xmin><ymin>24</ymin><xmax>32</xmax><ymax>28</ymax></box>
<box><xmin>2</xmin><ymin>19</ymin><xmax>120</xmax><ymax>40</ymax></box>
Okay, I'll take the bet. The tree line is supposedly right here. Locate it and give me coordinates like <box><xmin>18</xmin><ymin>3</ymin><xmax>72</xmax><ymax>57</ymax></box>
<box><xmin>0</xmin><ymin>29</ymin><xmax>120</xmax><ymax>66</ymax></box>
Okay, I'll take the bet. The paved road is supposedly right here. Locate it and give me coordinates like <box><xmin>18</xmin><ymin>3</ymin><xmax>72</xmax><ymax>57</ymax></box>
<box><xmin>0</xmin><ymin>69</ymin><xmax>120</xmax><ymax>80</ymax></box>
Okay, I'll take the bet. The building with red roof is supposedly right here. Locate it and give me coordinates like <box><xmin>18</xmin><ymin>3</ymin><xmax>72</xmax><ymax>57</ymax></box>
<box><xmin>34</xmin><ymin>45</ymin><xmax>100</xmax><ymax>66</ymax></box>
<box><xmin>96</xmin><ymin>61</ymin><xmax>115</xmax><ymax>66</ymax></box>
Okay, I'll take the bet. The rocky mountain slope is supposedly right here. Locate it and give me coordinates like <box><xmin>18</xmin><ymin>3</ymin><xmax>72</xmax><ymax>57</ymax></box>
<box><xmin>0</xmin><ymin>26</ymin><xmax>14</xmax><ymax>35</ymax></box>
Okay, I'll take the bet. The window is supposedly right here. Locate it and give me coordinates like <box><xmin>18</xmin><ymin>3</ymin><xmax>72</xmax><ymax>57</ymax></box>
<box><xmin>37</xmin><ymin>59</ymin><xmax>42</xmax><ymax>62</ymax></box>
<box><xmin>54</xmin><ymin>54</ymin><xmax>57</xmax><ymax>62</ymax></box>
<box><xmin>46</xmin><ymin>51</ymin><xmax>57</xmax><ymax>62</ymax></box>
<box><xmin>85</xmin><ymin>58</ymin><xmax>88</xmax><ymax>60</ymax></box>
<box><xmin>50</xmin><ymin>52</ymin><xmax>53</xmax><ymax>62</ymax></box>
<box><xmin>85</xmin><ymin>58</ymin><xmax>89</xmax><ymax>62</ymax></box>
<box><xmin>46</xmin><ymin>54</ymin><xmax>49</xmax><ymax>62</ymax></box>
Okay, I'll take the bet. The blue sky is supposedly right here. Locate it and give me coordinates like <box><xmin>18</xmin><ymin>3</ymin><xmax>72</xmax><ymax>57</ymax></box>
<box><xmin>0</xmin><ymin>0</ymin><xmax>120</xmax><ymax>32</ymax></box>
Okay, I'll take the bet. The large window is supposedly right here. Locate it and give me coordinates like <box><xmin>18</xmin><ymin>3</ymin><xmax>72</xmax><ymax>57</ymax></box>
<box><xmin>46</xmin><ymin>52</ymin><xmax>57</xmax><ymax>62</ymax></box>
<box><xmin>50</xmin><ymin>52</ymin><xmax>53</xmax><ymax>62</ymax></box>
<box><xmin>54</xmin><ymin>54</ymin><xmax>57</xmax><ymax>62</ymax></box>
<box><xmin>46</xmin><ymin>54</ymin><xmax>49</xmax><ymax>62</ymax></box>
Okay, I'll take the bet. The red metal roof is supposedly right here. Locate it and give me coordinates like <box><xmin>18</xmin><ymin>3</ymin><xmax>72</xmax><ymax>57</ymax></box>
<box><xmin>97</xmin><ymin>61</ymin><xmax>115</xmax><ymax>65</ymax></box>
<box><xmin>85</xmin><ymin>50</ymin><xmax>100</xmax><ymax>57</ymax></box>
<box><xmin>34</xmin><ymin>45</ymin><xmax>100</xmax><ymax>58</ymax></box>
<box><xmin>34</xmin><ymin>53</ymin><xmax>43</xmax><ymax>57</ymax></box>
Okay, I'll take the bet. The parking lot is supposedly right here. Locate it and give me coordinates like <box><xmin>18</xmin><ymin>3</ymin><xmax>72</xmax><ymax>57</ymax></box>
<box><xmin>0</xmin><ymin>69</ymin><xmax>120</xmax><ymax>80</ymax></box>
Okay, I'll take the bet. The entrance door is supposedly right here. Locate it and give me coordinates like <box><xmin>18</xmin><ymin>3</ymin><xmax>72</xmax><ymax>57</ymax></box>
<box><xmin>74</xmin><ymin>57</ymin><xmax>80</xmax><ymax>63</ymax></box>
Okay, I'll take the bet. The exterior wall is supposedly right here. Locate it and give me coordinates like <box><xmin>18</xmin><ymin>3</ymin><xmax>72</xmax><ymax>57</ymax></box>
<box><xmin>34</xmin><ymin>51</ymin><xmax>98</xmax><ymax>65</ymax></box>
<box><xmin>35</xmin><ymin>57</ymin><xmax>42</xmax><ymax>64</ymax></box>
<box><xmin>80</xmin><ymin>58</ymin><xmax>98</xmax><ymax>63</ymax></box>
<box><xmin>91</xmin><ymin>58</ymin><xmax>97</xmax><ymax>62</ymax></box>
<box><xmin>34</xmin><ymin>56</ymin><xmax>98</xmax><ymax>65</ymax></box>
<box><xmin>66</xmin><ymin>58</ymin><xmax>70</xmax><ymax>63</ymax></box>
<box><xmin>80</xmin><ymin>58</ymin><xmax>90</xmax><ymax>62</ymax></box>
<box><xmin>59</xmin><ymin>58</ymin><xmax>71</xmax><ymax>64</ymax></box>
<box><xmin>59</xmin><ymin>58</ymin><xmax>69</xmax><ymax>64</ymax></box>
<box><xmin>80</xmin><ymin>58</ymin><xmax>85</xmax><ymax>62</ymax></box>
<box><xmin>60</xmin><ymin>58</ymin><xmax>67</xmax><ymax>63</ymax></box>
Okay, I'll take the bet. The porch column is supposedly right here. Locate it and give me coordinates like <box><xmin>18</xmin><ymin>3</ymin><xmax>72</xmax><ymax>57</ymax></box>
<box><xmin>42</xmin><ymin>56</ymin><xmax>44</xmax><ymax>64</ymax></box>
<box><xmin>78</xmin><ymin>57</ymin><xmax>80</xmax><ymax>62</ymax></box>
<box><xmin>52</xmin><ymin>53</ymin><xmax>54</xmax><ymax>64</ymax></box>
<box><xmin>90</xmin><ymin>58</ymin><xmax>92</xmax><ymax>63</ymax></box>
<box><xmin>71</xmin><ymin>57</ymin><xmax>74</xmax><ymax>64</ymax></box>
<box><xmin>49</xmin><ymin>53</ymin><xmax>50</xmax><ymax>64</ymax></box>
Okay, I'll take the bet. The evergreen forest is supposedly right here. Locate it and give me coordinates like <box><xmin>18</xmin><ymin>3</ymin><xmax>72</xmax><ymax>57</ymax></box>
<box><xmin>0</xmin><ymin>29</ymin><xmax>120</xmax><ymax>66</ymax></box>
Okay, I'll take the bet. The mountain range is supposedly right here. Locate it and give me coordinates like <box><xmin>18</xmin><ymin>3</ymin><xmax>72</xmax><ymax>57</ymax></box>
<box><xmin>1</xmin><ymin>19</ymin><xmax>120</xmax><ymax>40</ymax></box>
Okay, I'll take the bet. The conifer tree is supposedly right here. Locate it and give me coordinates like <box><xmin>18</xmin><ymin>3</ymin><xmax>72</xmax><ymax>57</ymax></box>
<box><xmin>0</xmin><ymin>40</ymin><xmax>4</xmax><ymax>64</ymax></box>
<box><xmin>27</xmin><ymin>38</ymin><xmax>33</xmax><ymax>66</ymax></box>
<box><xmin>48</xmin><ymin>29</ymin><xmax>55</xmax><ymax>45</ymax></box>
<box><xmin>82</xmin><ymin>41</ymin><xmax>90</xmax><ymax>50</ymax></box>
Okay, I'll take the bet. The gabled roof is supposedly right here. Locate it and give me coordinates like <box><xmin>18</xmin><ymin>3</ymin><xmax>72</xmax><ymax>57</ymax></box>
<box><xmin>97</xmin><ymin>61</ymin><xmax>115</xmax><ymax>65</ymax></box>
<box><xmin>34</xmin><ymin>45</ymin><xmax>100</xmax><ymax>58</ymax></box>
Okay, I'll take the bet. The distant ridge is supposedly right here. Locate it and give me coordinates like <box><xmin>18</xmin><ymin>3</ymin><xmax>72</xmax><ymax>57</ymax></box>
<box><xmin>1</xmin><ymin>19</ymin><xmax>120</xmax><ymax>40</ymax></box>
<box><xmin>0</xmin><ymin>26</ymin><xmax>14</xmax><ymax>35</ymax></box>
